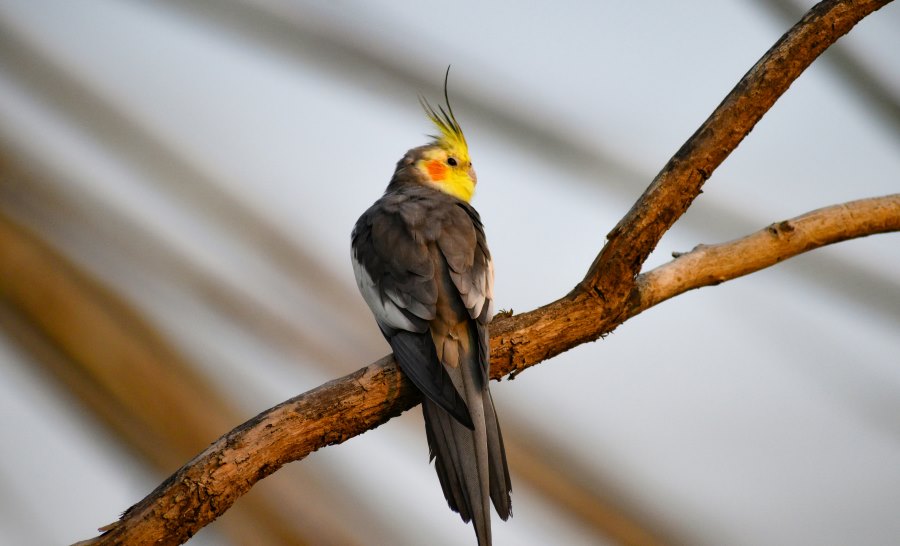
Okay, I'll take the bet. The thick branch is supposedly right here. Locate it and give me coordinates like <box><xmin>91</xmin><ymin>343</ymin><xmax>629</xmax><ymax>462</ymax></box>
<box><xmin>81</xmin><ymin>194</ymin><xmax>900</xmax><ymax>546</ymax></box>
<box><xmin>79</xmin><ymin>1</ymin><xmax>893</xmax><ymax>544</ymax></box>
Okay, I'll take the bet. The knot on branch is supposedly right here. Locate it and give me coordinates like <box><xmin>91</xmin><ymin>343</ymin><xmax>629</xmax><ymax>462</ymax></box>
<box><xmin>767</xmin><ymin>220</ymin><xmax>796</xmax><ymax>237</ymax></box>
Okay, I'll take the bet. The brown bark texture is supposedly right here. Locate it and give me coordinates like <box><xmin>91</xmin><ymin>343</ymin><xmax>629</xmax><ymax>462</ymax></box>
<box><xmin>78</xmin><ymin>0</ymin><xmax>895</xmax><ymax>544</ymax></box>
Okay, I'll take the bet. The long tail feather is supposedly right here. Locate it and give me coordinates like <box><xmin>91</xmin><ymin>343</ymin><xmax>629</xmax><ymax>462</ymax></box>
<box><xmin>424</xmin><ymin>396</ymin><xmax>492</xmax><ymax>545</ymax></box>
<box><xmin>423</xmin><ymin>331</ymin><xmax>511</xmax><ymax>545</ymax></box>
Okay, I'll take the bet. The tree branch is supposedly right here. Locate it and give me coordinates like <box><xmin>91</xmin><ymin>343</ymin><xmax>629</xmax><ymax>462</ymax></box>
<box><xmin>483</xmin><ymin>0</ymin><xmax>891</xmax><ymax>380</ymax></box>
<box><xmin>78</xmin><ymin>1</ymin><xmax>894</xmax><ymax>544</ymax></box>
<box><xmin>582</xmin><ymin>0</ymin><xmax>892</xmax><ymax>294</ymax></box>
<box><xmin>631</xmin><ymin>195</ymin><xmax>900</xmax><ymax>313</ymax></box>
<box><xmin>82</xmin><ymin>193</ymin><xmax>900</xmax><ymax>546</ymax></box>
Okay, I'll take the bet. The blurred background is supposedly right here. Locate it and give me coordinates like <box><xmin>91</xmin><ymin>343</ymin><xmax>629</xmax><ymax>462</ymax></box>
<box><xmin>1</xmin><ymin>1</ymin><xmax>899</xmax><ymax>544</ymax></box>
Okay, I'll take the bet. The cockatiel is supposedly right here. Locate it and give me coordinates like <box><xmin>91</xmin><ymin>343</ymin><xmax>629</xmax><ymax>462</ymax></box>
<box><xmin>351</xmin><ymin>74</ymin><xmax>511</xmax><ymax>545</ymax></box>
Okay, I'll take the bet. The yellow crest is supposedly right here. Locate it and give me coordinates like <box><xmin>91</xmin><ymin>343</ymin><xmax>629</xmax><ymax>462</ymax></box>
<box><xmin>419</xmin><ymin>67</ymin><xmax>469</xmax><ymax>159</ymax></box>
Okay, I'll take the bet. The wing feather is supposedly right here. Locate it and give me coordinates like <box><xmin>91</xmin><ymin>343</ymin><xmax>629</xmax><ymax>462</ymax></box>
<box><xmin>437</xmin><ymin>203</ymin><xmax>494</xmax><ymax>323</ymax></box>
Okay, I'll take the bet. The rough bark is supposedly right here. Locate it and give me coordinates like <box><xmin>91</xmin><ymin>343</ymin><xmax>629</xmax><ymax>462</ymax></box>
<box><xmin>77</xmin><ymin>1</ymin><xmax>895</xmax><ymax>544</ymax></box>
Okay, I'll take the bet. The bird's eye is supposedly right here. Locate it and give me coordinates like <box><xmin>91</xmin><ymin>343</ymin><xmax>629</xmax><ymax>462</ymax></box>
<box><xmin>447</xmin><ymin>157</ymin><xmax>458</xmax><ymax>167</ymax></box>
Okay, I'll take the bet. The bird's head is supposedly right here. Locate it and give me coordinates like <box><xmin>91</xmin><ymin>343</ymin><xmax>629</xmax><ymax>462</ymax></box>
<box><xmin>404</xmin><ymin>74</ymin><xmax>477</xmax><ymax>203</ymax></box>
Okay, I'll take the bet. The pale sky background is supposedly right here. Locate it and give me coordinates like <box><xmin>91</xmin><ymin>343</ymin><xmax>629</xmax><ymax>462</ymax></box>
<box><xmin>0</xmin><ymin>1</ymin><xmax>899</xmax><ymax>545</ymax></box>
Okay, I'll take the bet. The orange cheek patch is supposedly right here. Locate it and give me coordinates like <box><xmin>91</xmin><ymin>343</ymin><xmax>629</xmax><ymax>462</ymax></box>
<box><xmin>425</xmin><ymin>160</ymin><xmax>447</xmax><ymax>181</ymax></box>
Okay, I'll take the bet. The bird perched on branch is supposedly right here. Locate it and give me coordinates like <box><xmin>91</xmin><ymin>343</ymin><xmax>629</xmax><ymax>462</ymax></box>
<box><xmin>351</xmin><ymin>71</ymin><xmax>512</xmax><ymax>545</ymax></box>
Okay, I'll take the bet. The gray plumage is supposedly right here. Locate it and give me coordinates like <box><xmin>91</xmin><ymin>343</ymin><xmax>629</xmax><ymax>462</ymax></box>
<box><xmin>352</xmin><ymin>147</ymin><xmax>511</xmax><ymax>545</ymax></box>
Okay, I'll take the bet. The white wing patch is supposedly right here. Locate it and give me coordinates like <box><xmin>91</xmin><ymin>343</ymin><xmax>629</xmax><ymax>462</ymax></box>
<box><xmin>352</xmin><ymin>253</ymin><xmax>423</xmax><ymax>333</ymax></box>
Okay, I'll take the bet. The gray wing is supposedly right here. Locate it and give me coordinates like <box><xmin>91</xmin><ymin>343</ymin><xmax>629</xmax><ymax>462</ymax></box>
<box><xmin>437</xmin><ymin>202</ymin><xmax>494</xmax><ymax>388</ymax></box>
<box><xmin>352</xmin><ymin>198</ymin><xmax>474</xmax><ymax>428</ymax></box>
<box><xmin>439</xmin><ymin>202</ymin><xmax>494</xmax><ymax>324</ymax></box>
<box><xmin>427</xmin><ymin>201</ymin><xmax>512</xmax><ymax>541</ymax></box>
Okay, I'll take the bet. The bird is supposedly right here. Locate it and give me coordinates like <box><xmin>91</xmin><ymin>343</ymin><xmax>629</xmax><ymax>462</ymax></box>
<box><xmin>351</xmin><ymin>71</ymin><xmax>512</xmax><ymax>545</ymax></box>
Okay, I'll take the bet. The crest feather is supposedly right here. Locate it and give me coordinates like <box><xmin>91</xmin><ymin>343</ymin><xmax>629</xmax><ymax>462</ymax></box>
<box><xmin>420</xmin><ymin>67</ymin><xmax>468</xmax><ymax>152</ymax></box>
